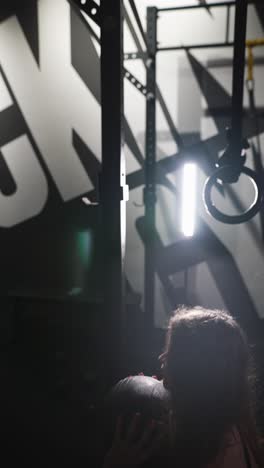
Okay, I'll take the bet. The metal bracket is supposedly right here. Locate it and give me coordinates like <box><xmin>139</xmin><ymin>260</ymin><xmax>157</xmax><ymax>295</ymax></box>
<box><xmin>122</xmin><ymin>185</ymin><xmax>130</xmax><ymax>202</ymax></box>
<box><xmin>124</xmin><ymin>52</ymin><xmax>147</xmax><ymax>61</ymax></box>
<box><xmin>69</xmin><ymin>0</ymin><xmax>101</xmax><ymax>27</ymax></box>
<box><xmin>98</xmin><ymin>174</ymin><xmax>129</xmax><ymax>202</ymax></box>
<box><xmin>124</xmin><ymin>68</ymin><xmax>147</xmax><ymax>96</ymax></box>
<box><xmin>143</xmin><ymin>187</ymin><xmax>157</xmax><ymax>205</ymax></box>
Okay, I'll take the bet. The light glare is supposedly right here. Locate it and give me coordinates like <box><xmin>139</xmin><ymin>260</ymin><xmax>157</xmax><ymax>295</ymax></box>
<box><xmin>181</xmin><ymin>163</ymin><xmax>197</xmax><ymax>237</ymax></box>
<box><xmin>82</xmin><ymin>197</ymin><xmax>91</xmax><ymax>205</ymax></box>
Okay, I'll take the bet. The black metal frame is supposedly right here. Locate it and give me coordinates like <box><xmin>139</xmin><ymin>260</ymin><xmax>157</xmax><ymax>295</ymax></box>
<box><xmin>158</xmin><ymin>42</ymin><xmax>234</xmax><ymax>52</ymax></box>
<box><xmin>70</xmin><ymin>0</ymin><xmax>144</xmax><ymax>97</ymax></box>
<box><xmin>203</xmin><ymin>0</ymin><xmax>264</xmax><ymax>224</ymax></box>
<box><xmin>124</xmin><ymin>69</ymin><xmax>147</xmax><ymax>96</ymax></box>
<box><xmin>71</xmin><ymin>0</ymin><xmax>264</xmax><ymax>340</ymax></box>
<box><xmin>69</xmin><ymin>0</ymin><xmax>101</xmax><ymax>26</ymax></box>
<box><xmin>72</xmin><ymin>0</ymin><xmax>127</xmax><ymax>376</ymax></box>
<box><xmin>230</xmin><ymin>0</ymin><xmax>248</xmax><ymax>160</ymax></box>
<box><xmin>74</xmin><ymin>0</ymin><xmax>264</xmax><ymax>342</ymax></box>
<box><xmin>125</xmin><ymin>0</ymin><xmax>259</xmax><ymax>55</ymax></box>
<box><xmin>142</xmin><ymin>2</ymin><xmax>236</xmax><ymax>332</ymax></box>
<box><xmin>141</xmin><ymin>0</ymin><xmax>263</xmax><ymax>330</ymax></box>
<box><xmin>158</xmin><ymin>1</ymin><xmax>237</xmax><ymax>12</ymax></box>
<box><xmin>123</xmin><ymin>4</ymin><xmax>183</xmax><ymax>147</ymax></box>
<box><xmin>158</xmin><ymin>0</ymin><xmax>258</xmax><ymax>12</ymax></box>
<box><xmin>144</xmin><ymin>7</ymin><xmax>157</xmax><ymax>333</ymax></box>
<box><xmin>100</xmin><ymin>0</ymin><xmax>127</xmax><ymax>376</ymax></box>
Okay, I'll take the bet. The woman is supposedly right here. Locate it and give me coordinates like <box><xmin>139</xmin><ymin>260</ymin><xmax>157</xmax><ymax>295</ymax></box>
<box><xmin>104</xmin><ymin>307</ymin><xmax>263</xmax><ymax>467</ymax></box>
<box><xmin>160</xmin><ymin>307</ymin><xmax>262</xmax><ymax>467</ymax></box>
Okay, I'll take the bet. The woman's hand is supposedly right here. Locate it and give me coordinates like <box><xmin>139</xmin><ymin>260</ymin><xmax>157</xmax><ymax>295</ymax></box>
<box><xmin>103</xmin><ymin>413</ymin><xmax>164</xmax><ymax>468</ymax></box>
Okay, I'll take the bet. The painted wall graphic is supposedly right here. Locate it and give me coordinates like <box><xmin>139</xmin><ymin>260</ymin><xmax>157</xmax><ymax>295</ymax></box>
<box><xmin>0</xmin><ymin>0</ymin><xmax>264</xmax><ymax>325</ymax></box>
<box><xmin>0</xmin><ymin>0</ymin><xmax>103</xmax><ymax>297</ymax></box>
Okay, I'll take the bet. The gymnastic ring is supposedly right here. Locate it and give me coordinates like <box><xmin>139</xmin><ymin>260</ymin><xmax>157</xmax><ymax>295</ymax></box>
<box><xmin>203</xmin><ymin>165</ymin><xmax>264</xmax><ymax>224</ymax></box>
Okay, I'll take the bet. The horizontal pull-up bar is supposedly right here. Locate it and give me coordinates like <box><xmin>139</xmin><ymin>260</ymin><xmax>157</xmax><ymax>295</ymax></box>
<box><xmin>158</xmin><ymin>0</ymin><xmax>257</xmax><ymax>13</ymax></box>
<box><xmin>157</xmin><ymin>42</ymin><xmax>234</xmax><ymax>52</ymax></box>
<box><xmin>158</xmin><ymin>1</ymin><xmax>235</xmax><ymax>13</ymax></box>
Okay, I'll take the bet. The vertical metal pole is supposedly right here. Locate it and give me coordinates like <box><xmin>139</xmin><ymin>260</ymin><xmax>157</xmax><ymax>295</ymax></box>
<box><xmin>225</xmin><ymin>5</ymin><xmax>230</xmax><ymax>44</ymax></box>
<box><xmin>101</xmin><ymin>0</ymin><xmax>126</xmax><ymax>377</ymax></box>
<box><xmin>144</xmin><ymin>7</ymin><xmax>157</xmax><ymax>334</ymax></box>
<box><xmin>231</xmin><ymin>0</ymin><xmax>248</xmax><ymax>160</ymax></box>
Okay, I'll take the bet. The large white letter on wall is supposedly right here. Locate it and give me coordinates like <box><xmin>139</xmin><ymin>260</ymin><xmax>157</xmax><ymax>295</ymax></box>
<box><xmin>0</xmin><ymin>135</ymin><xmax>48</xmax><ymax>227</ymax></box>
<box><xmin>0</xmin><ymin>0</ymin><xmax>101</xmax><ymax>205</ymax></box>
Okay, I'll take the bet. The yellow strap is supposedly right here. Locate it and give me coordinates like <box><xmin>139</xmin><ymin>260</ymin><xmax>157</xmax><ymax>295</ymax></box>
<box><xmin>246</xmin><ymin>38</ymin><xmax>264</xmax><ymax>47</ymax></box>
<box><xmin>245</xmin><ymin>38</ymin><xmax>264</xmax><ymax>82</ymax></box>
<box><xmin>247</xmin><ymin>46</ymin><xmax>254</xmax><ymax>82</ymax></box>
